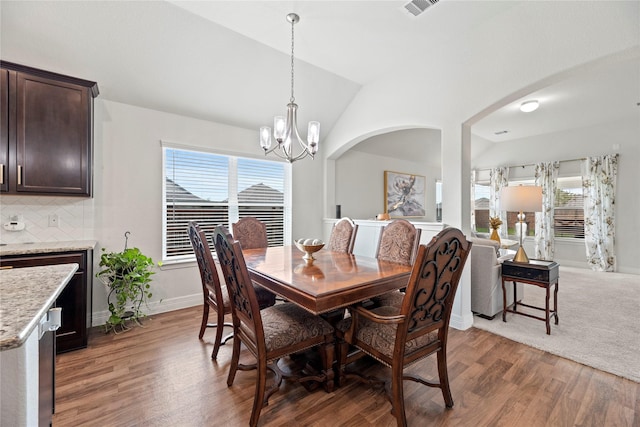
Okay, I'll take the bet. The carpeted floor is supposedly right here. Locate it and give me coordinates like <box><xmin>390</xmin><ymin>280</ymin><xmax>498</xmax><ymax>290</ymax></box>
<box><xmin>472</xmin><ymin>266</ymin><xmax>640</xmax><ymax>383</ymax></box>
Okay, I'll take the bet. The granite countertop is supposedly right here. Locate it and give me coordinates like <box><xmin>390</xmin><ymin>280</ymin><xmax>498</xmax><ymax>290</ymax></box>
<box><xmin>0</xmin><ymin>240</ymin><xmax>97</xmax><ymax>256</ymax></box>
<box><xmin>0</xmin><ymin>263</ymin><xmax>78</xmax><ymax>351</ymax></box>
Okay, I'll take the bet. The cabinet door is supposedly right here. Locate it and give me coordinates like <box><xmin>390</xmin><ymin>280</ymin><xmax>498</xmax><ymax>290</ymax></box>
<box><xmin>0</xmin><ymin>69</ymin><xmax>8</xmax><ymax>192</ymax></box>
<box><xmin>15</xmin><ymin>72</ymin><xmax>91</xmax><ymax>195</ymax></box>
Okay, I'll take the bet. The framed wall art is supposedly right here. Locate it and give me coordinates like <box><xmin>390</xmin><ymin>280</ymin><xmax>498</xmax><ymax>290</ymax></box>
<box><xmin>384</xmin><ymin>171</ymin><xmax>426</xmax><ymax>218</ymax></box>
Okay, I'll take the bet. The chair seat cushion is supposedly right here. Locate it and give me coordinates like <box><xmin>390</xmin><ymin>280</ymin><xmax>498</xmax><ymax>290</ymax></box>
<box><xmin>371</xmin><ymin>290</ymin><xmax>404</xmax><ymax>307</ymax></box>
<box><xmin>261</xmin><ymin>303</ymin><xmax>334</xmax><ymax>352</ymax></box>
<box><xmin>208</xmin><ymin>285</ymin><xmax>231</xmax><ymax>310</ymax></box>
<box><xmin>337</xmin><ymin>306</ymin><xmax>438</xmax><ymax>360</ymax></box>
<box><xmin>253</xmin><ymin>284</ymin><xmax>277</xmax><ymax>309</ymax></box>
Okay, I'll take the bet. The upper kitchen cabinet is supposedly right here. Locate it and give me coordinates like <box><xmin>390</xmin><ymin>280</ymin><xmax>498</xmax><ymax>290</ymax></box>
<box><xmin>0</xmin><ymin>61</ymin><xmax>99</xmax><ymax>197</ymax></box>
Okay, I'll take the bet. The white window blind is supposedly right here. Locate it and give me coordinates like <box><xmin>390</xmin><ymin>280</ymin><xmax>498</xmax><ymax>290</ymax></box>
<box><xmin>163</xmin><ymin>145</ymin><xmax>291</xmax><ymax>261</ymax></box>
<box><xmin>554</xmin><ymin>176</ymin><xmax>584</xmax><ymax>238</ymax></box>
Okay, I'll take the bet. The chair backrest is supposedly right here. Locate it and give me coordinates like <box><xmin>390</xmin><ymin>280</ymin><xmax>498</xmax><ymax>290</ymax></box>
<box><xmin>188</xmin><ymin>221</ymin><xmax>226</xmax><ymax>307</ymax></box>
<box><xmin>328</xmin><ymin>217</ymin><xmax>358</xmax><ymax>253</ymax></box>
<box><xmin>397</xmin><ymin>227</ymin><xmax>472</xmax><ymax>358</ymax></box>
<box><xmin>213</xmin><ymin>226</ymin><xmax>264</xmax><ymax>345</ymax></box>
<box><xmin>232</xmin><ymin>217</ymin><xmax>268</xmax><ymax>249</ymax></box>
<box><xmin>375</xmin><ymin>219</ymin><xmax>422</xmax><ymax>265</ymax></box>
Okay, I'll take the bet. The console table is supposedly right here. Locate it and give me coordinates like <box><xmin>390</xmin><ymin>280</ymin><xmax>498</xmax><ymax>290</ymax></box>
<box><xmin>501</xmin><ymin>259</ymin><xmax>559</xmax><ymax>335</ymax></box>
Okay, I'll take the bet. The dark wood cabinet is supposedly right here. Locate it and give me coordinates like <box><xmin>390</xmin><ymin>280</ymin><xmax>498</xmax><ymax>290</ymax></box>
<box><xmin>0</xmin><ymin>250</ymin><xmax>93</xmax><ymax>353</ymax></box>
<box><xmin>0</xmin><ymin>61</ymin><xmax>98</xmax><ymax>197</ymax></box>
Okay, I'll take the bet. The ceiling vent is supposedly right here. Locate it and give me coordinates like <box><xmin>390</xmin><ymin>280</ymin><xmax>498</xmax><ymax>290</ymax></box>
<box><xmin>404</xmin><ymin>0</ymin><xmax>439</xmax><ymax>17</ymax></box>
<box><xmin>494</xmin><ymin>130</ymin><xmax>509</xmax><ymax>135</ymax></box>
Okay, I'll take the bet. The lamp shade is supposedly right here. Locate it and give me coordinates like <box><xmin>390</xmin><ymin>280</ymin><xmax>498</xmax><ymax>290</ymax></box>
<box><xmin>500</xmin><ymin>185</ymin><xmax>542</xmax><ymax>212</ymax></box>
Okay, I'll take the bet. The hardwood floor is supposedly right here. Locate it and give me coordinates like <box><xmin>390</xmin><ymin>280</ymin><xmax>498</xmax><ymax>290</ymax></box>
<box><xmin>53</xmin><ymin>306</ymin><xmax>640</xmax><ymax>426</ymax></box>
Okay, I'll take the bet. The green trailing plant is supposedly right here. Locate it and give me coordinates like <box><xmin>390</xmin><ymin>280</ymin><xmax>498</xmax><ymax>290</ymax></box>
<box><xmin>96</xmin><ymin>232</ymin><xmax>158</xmax><ymax>333</ymax></box>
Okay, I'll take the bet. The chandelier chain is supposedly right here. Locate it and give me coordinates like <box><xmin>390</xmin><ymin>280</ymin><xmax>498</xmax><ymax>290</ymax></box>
<box><xmin>290</xmin><ymin>16</ymin><xmax>295</xmax><ymax>104</ymax></box>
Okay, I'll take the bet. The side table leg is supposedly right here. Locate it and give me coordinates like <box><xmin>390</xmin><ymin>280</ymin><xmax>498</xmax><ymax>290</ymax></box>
<box><xmin>502</xmin><ymin>278</ymin><xmax>507</xmax><ymax>322</ymax></box>
<box><xmin>554</xmin><ymin>281</ymin><xmax>559</xmax><ymax>325</ymax></box>
<box><xmin>545</xmin><ymin>285</ymin><xmax>551</xmax><ymax>335</ymax></box>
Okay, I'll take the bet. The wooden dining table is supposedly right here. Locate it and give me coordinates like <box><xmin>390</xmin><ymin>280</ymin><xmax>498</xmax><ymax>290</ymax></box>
<box><xmin>242</xmin><ymin>245</ymin><xmax>412</xmax><ymax>315</ymax></box>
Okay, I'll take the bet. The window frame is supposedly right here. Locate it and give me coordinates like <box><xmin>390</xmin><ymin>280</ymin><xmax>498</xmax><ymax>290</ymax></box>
<box><xmin>161</xmin><ymin>142</ymin><xmax>292</xmax><ymax>263</ymax></box>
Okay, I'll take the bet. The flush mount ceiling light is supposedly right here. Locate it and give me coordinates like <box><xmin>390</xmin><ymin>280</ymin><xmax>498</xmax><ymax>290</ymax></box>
<box><xmin>519</xmin><ymin>100</ymin><xmax>539</xmax><ymax>113</ymax></box>
<box><xmin>259</xmin><ymin>13</ymin><xmax>319</xmax><ymax>163</ymax></box>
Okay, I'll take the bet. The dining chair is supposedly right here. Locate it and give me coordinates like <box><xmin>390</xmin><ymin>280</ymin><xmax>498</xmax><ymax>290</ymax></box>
<box><xmin>232</xmin><ymin>216</ymin><xmax>269</xmax><ymax>249</ymax></box>
<box><xmin>372</xmin><ymin>219</ymin><xmax>422</xmax><ymax>307</ymax></box>
<box><xmin>327</xmin><ymin>217</ymin><xmax>358</xmax><ymax>253</ymax></box>
<box><xmin>213</xmin><ymin>226</ymin><xmax>336</xmax><ymax>427</ymax></box>
<box><xmin>232</xmin><ymin>216</ymin><xmax>278</xmax><ymax>306</ymax></box>
<box><xmin>188</xmin><ymin>221</ymin><xmax>233</xmax><ymax>359</ymax></box>
<box><xmin>336</xmin><ymin>227</ymin><xmax>472</xmax><ymax>427</ymax></box>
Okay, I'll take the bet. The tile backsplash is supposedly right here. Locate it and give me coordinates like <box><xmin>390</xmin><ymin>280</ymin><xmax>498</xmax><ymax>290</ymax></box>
<box><xmin>0</xmin><ymin>195</ymin><xmax>94</xmax><ymax>243</ymax></box>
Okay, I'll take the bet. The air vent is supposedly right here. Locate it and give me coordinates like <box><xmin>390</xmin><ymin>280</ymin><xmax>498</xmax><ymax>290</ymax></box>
<box><xmin>494</xmin><ymin>130</ymin><xmax>509</xmax><ymax>135</ymax></box>
<box><xmin>404</xmin><ymin>0</ymin><xmax>439</xmax><ymax>17</ymax></box>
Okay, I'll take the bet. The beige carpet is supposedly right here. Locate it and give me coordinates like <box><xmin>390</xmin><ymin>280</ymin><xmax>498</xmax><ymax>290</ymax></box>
<box><xmin>472</xmin><ymin>266</ymin><xmax>640</xmax><ymax>383</ymax></box>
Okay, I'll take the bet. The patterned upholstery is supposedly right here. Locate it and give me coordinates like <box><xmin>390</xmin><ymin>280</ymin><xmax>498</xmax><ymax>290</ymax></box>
<box><xmin>262</xmin><ymin>303</ymin><xmax>334</xmax><ymax>354</ymax></box>
<box><xmin>336</xmin><ymin>227</ymin><xmax>472</xmax><ymax>426</ymax></box>
<box><xmin>371</xmin><ymin>290</ymin><xmax>404</xmax><ymax>307</ymax></box>
<box><xmin>328</xmin><ymin>217</ymin><xmax>358</xmax><ymax>253</ymax></box>
<box><xmin>232</xmin><ymin>216</ymin><xmax>268</xmax><ymax>249</ymax></box>
<box><xmin>375</xmin><ymin>219</ymin><xmax>421</xmax><ymax>265</ymax></box>
<box><xmin>336</xmin><ymin>306</ymin><xmax>438</xmax><ymax>361</ymax></box>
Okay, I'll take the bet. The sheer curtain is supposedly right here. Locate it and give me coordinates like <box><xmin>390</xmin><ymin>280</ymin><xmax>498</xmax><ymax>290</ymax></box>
<box><xmin>534</xmin><ymin>161</ymin><xmax>559</xmax><ymax>260</ymax></box>
<box><xmin>582</xmin><ymin>154</ymin><xmax>619</xmax><ymax>272</ymax></box>
<box><xmin>490</xmin><ymin>167</ymin><xmax>509</xmax><ymax>239</ymax></box>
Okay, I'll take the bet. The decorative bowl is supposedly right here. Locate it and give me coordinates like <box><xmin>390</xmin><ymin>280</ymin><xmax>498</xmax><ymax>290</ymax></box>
<box><xmin>294</xmin><ymin>239</ymin><xmax>325</xmax><ymax>261</ymax></box>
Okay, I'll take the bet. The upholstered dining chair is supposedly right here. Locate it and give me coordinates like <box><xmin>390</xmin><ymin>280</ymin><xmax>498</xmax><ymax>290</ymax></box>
<box><xmin>213</xmin><ymin>226</ymin><xmax>336</xmax><ymax>427</ymax></box>
<box><xmin>327</xmin><ymin>217</ymin><xmax>358</xmax><ymax>253</ymax></box>
<box><xmin>188</xmin><ymin>221</ymin><xmax>232</xmax><ymax>359</ymax></box>
<box><xmin>336</xmin><ymin>227</ymin><xmax>472</xmax><ymax>427</ymax></box>
<box><xmin>232</xmin><ymin>216</ymin><xmax>269</xmax><ymax>249</ymax></box>
<box><xmin>372</xmin><ymin>219</ymin><xmax>422</xmax><ymax>307</ymax></box>
<box><xmin>232</xmin><ymin>216</ymin><xmax>278</xmax><ymax>306</ymax></box>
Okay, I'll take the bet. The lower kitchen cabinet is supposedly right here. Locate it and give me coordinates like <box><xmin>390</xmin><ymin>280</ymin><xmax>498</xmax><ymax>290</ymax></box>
<box><xmin>0</xmin><ymin>250</ymin><xmax>92</xmax><ymax>353</ymax></box>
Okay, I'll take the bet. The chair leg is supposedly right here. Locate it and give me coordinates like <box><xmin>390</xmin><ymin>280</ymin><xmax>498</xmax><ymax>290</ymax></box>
<box><xmin>391</xmin><ymin>363</ymin><xmax>407</xmax><ymax>427</ymax></box>
<box><xmin>211</xmin><ymin>308</ymin><xmax>226</xmax><ymax>359</ymax></box>
<box><xmin>227</xmin><ymin>334</ymin><xmax>241</xmax><ymax>387</ymax></box>
<box><xmin>437</xmin><ymin>349</ymin><xmax>454</xmax><ymax>408</ymax></box>
<box><xmin>198</xmin><ymin>303</ymin><xmax>210</xmax><ymax>339</ymax></box>
<box><xmin>249</xmin><ymin>358</ymin><xmax>268</xmax><ymax>427</ymax></box>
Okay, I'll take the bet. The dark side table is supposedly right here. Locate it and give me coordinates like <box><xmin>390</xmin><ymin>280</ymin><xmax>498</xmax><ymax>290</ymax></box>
<box><xmin>501</xmin><ymin>259</ymin><xmax>559</xmax><ymax>335</ymax></box>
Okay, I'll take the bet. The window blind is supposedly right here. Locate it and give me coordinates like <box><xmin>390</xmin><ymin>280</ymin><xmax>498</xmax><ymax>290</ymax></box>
<box><xmin>163</xmin><ymin>146</ymin><xmax>290</xmax><ymax>261</ymax></box>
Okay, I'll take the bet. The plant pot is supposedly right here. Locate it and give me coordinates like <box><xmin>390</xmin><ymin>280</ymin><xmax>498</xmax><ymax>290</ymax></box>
<box><xmin>490</xmin><ymin>228</ymin><xmax>501</xmax><ymax>244</ymax></box>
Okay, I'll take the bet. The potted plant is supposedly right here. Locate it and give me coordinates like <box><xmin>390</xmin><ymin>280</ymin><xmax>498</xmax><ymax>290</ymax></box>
<box><xmin>96</xmin><ymin>232</ymin><xmax>157</xmax><ymax>333</ymax></box>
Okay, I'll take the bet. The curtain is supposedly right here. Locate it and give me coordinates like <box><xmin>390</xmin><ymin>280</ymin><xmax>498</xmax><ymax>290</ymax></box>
<box><xmin>534</xmin><ymin>161</ymin><xmax>559</xmax><ymax>260</ymax></box>
<box><xmin>490</xmin><ymin>167</ymin><xmax>509</xmax><ymax>239</ymax></box>
<box><xmin>470</xmin><ymin>169</ymin><xmax>477</xmax><ymax>232</ymax></box>
<box><xmin>582</xmin><ymin>154</ymin><xmax>618</xmax><ymax>272</ymax></box>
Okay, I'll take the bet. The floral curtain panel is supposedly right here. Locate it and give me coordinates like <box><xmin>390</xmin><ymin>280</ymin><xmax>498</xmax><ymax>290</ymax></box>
<box><xmin>582</xmin><ymin>154</ymin><xmax>618</xmax><ymax>272</ymax></box>
<box><xmin>490</xmin><ymin>167</ymin><xmax>509</xmax><ymax>239</ymax></box>
<box><xmin>534</xmin><ymin>161</ymin><xmax>559</xmax><ymax>260</ymax></box>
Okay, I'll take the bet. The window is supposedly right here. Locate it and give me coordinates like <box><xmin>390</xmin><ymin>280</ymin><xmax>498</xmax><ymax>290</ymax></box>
<box><xmin>163</xmin><ymin>145</ymin><xmax>291</xmax><ymax>261</ymax></box>
<box><xmin>473</xmin><ymin>182</ymin><xmax>490</xmax><ymax>232</ymax></box>
<box><xmin>554</xmin><ymin>176</ymin><xmax>584</xmax><ymax>238</ymax></box>
<box><xmin>435</xmin><ymin>180</ymin><xmax>442</xmax><ymax>222</ymax></box>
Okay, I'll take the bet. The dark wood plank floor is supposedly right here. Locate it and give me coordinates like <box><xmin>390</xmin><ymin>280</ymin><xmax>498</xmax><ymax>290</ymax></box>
<box><xmin>53</xmin><ymin>306</ymin><xmax>639</xmax><ymax>426</ymax></box>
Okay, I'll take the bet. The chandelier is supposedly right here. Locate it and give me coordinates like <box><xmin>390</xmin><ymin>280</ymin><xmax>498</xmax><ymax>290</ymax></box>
<box><xmin>260</xmin><ymin>13</ymin><xmax>319</xmax><ymax>163</ymax></box>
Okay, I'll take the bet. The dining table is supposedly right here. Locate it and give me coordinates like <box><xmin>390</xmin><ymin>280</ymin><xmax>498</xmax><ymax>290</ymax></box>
<box><xmin>242</xmin><ymin>245</ymin><xmax>412</xmax><ymax>315</ymax></box>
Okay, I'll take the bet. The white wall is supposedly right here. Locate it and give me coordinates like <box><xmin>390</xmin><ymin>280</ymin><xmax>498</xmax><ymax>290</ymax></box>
<box><xmin>334</xmin><ymin>150</ymin><xmax>441</xmax><ymax>222</ymax></box>
<box><xmin>471</xmin><ymin>117</ymin><xmax>639</xmax><ymax>274</ymax></box>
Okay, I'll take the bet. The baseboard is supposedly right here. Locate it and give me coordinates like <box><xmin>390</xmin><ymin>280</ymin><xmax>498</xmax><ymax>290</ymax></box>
<box><xmin>91</xmin><ymin>293</ymin><xmax>202</xmax><ymax>326</ymax></box>
<box><xmin>450</xmin><ymin>312</ymin><xmax>474</xmax><ymax>331</ymax></box>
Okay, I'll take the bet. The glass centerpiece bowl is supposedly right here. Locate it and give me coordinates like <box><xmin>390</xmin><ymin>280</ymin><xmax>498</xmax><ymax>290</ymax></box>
<box><xmin>294</xmin><ymin>238</ymin><xmax>325</xmax><ymax>262</ymax></box>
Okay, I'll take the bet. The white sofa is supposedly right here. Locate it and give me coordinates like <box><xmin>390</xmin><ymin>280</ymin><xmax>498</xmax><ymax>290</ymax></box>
<box><xmin>469</xmin><ymin>237</ymin><xmax>521</xmax><ymax>319</ymax></box>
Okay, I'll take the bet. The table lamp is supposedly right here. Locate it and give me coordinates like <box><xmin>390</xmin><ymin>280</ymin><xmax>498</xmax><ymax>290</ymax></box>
<box><xmin>500</xmin><ymin>185</ymin><xmax>542</xmax><ymax>263</ymax></box>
